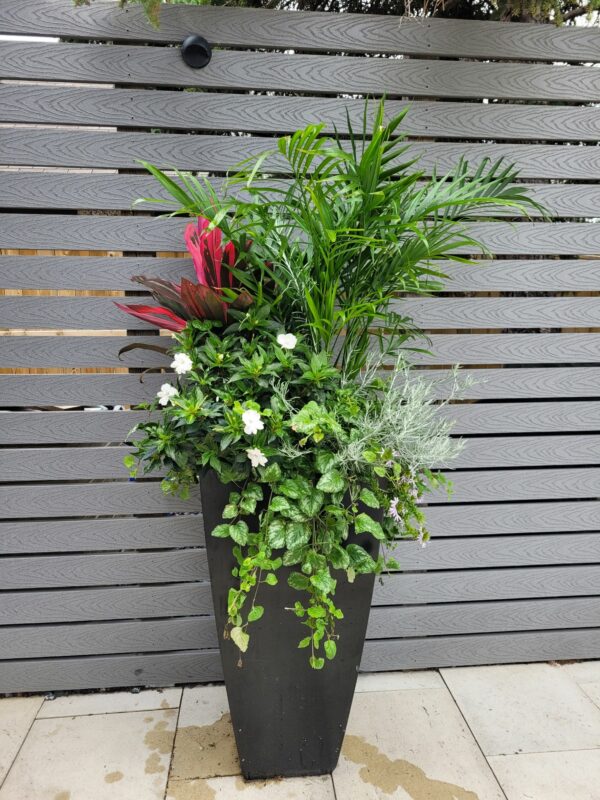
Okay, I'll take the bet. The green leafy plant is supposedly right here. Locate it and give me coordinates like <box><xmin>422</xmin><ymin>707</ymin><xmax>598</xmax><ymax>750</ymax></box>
<box><xmin>122</xmin><ymin>102</ymin><xmax>541</xmax><ymax>667</ymax></box>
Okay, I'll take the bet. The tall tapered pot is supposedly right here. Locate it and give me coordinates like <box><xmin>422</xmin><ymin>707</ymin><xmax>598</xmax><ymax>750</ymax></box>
<box><xmin>200</xmin><ymin>470</ymin><xmax>379</xmax><ymax>779</ymax></box>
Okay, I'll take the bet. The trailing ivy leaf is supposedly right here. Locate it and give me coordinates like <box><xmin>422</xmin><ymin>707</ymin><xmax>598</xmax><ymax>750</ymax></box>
<box><xmin>222</xmin><ymin>503</ymin><xmax>238</xmax><ymax>519</ymax></box>
<box><xmin>298</xmin><ymin>636</ymin><xmax>311</xmax><ymax>649</ymax></box>
<box><xmin>270</xmin><ymin>496</ymin><xmax>292</xmax><ymax>513</ymax></box>
<box><xmin>355</xmin><ymin>512</ymin><xmax>386</xmax><ymax>540</ymax></box>
<box><xmin>239</xmin><ymin>496</ymin><xmax>257</xmax><ymax>514</ymax></box>
<box><xmin>307</xmin><ymin>605</ymin><xmax>326</xmax><ymax>618</ymax></box>
<box><xmin>211</xmin><ymin>524</ymin><xmax>231</xmax><ymax>538</ymax></box>
<box><xmin>261</xmin><ymin>462</ymin><xmax>282</xmax><ymax>482</ymax></box>
<box><xmin>280</xmin><ymin>503</ymin><xmax>308</xmax><ymax>522</ymax></box>
<box><xmin>244</xmin><ymin>483</ymin><xmax>263</xmax><ymax>501</ymax></box>
<box><xmin>286</xmin><ymin>521</ymin><xmax>311</xmax><ymax>550</ymax></box>
<box><xmin>230</xmin><ymin>626</ymin><xmax>249</xmax><ymax>653</ymax></box>
<box><xmin>329</xmin><ymin>544</ymin><xmax>350</xmax><ymax>570</ymax></box>
<box><xmin>309</xmin><ymin>656</ymin><xmax>325</xmax><ymax>670</ymax></box>
<box><xmin>347</xmin><ymin>543</ymin><xmax>376</xmax><ymax>573</ymax></box>
<box><xmin>316</xmin><ymin>469</ymin><xmax>345</xmax><ymax>493</ymax></box>
<box><xmin>264</xmin><ymin>572</ymin><xmax>278</xmax><ymax>586</ymax></box>
<box><xmin>288</xmin><ymin>572</ymin><xmax>310</xmax><ymax>590</ymax></box>
<box><xmin>267</xmin><ymin>519</ymin><xmax>286</xmax><ymax>548</ymax></box>
<box><xmin>282</xmin><ymin>546</ymin><xmax>305</xmax><ymax>566</ymax></box>
<box><xmin>359</xmin><ymin>488</ymin><xmax>380</xmax><ymax>509</ymax></box>
<box><xmin>299</xmin><ymin>489</ymin><xmax>325</xmax><ymax>518</ymax></box>
<box><xmin>310</xmin><ymin>569</ymin><xmax>336</xmax><ymax>595</ymax></box>
<box><xmin>324</xmin><ymin>640</ymin><xmax>337</xmax><ymax>660</ymax></box>
<box><xmin>248</xmin><ymin>605</ymin><xmax>264</xmax><ymax>622</ymax></box>
<box><xmin>123</xmin><ymin>454</ymin><xmax>136</xmax><ymax>469</ymax></box>
<box><xmin>294</xmin><ymin>601</ymin><xmax>305</xmax><ymax>617</ymax></box>
<box><xmin>315</xmin><ymin>451</ymin><xmax>337</xmax><ymax>474</ymax></box>
<box><xmin>279</xmin><ymin>477</ymin><xmax>312</xmax><ymax>499</ymax></box>
<box><xmin>229</xmin><ymin>521</ymin><xmax>249</xmax><ymax>546</ymax></box>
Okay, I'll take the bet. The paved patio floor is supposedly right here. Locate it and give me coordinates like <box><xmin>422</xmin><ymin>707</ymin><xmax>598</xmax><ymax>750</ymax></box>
<box><xmin>1</xmin><ymin>661</ymin><xmax>600</xmax><ymax>799</ymax></box>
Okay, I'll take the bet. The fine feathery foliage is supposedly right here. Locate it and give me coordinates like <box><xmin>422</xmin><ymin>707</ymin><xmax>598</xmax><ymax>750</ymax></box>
<box><xmin>121</xmin><ymin>102</ymin><xmax>541</xmax><ymax>667</ymax></box>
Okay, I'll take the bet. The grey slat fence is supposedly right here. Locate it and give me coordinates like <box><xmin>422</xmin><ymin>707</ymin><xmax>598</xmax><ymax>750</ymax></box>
<box><xmin>0</xmin><ymin>0</ymin><xmax>599</xmax><ymax>693</ymax></box>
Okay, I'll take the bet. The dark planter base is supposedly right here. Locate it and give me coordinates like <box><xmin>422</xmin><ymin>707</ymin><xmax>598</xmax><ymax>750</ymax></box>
<box><xmin>200</xmin><ymin>470</ymin><xmax>379</xmax><ymax>780</ymax></box>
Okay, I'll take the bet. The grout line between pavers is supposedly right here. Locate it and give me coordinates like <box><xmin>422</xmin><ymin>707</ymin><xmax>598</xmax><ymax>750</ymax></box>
<box><xmin>0</xmin><ymin>699</ymin><xmax>43</xmax><ymax>794</ymax></box>
<box><xmin>163</xmin><ymin>688</ymin><xmax>184</xmax><ymax>800</ymax></box>
<box><xmin>36</xmin><ymin>704</ymin><xmax>182</xmax><ymax>721</ymax></box>
<box><xmin>438</xmin><ymin>670</ymin><xmax>509</xmax><ymax>800</ymax></box>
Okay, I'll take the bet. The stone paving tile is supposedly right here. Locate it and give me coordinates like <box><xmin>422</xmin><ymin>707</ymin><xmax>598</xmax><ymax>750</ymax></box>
<box><xmin>488</xmin><ymin>749</ymin><xmax>600</xmax><ymax>800</ymax></box>
<box><xmin>170</xmin><ymin>685</ymin><xmax>239</xmax><ymax>781</ymax></box>
<box><xmin>0</xmin><ymin>696</ymin><xmax>43</xmax><ymax>784</ymax></box>
<box><xmin>442</xmin><ymin>663</ymin><xmax>600</xmax><ymax>756</ymax></box>
<box><xmin>563</xmin><ymin>660</ymin><xmax>600</xmax><ymax>685</ymax></box>
<box><xmin>0</xmin><ymin>708</ymin><xmax>176</xmax><ymax>800</ymax></box>
<box><xmin>356</xmin><ymin>670</ymin><xmax>443</xmax><ymax>692</ymax></box>
<box><xmin>333</xmin><ymin>687</ymin><xmax>505</xmax><ymax>800</ymax></box>
<box><xmin>578</xmin><ymin>683</ymin><xmax>600</xmax><ymax>712</ymax></box>
<box><xmin>166</xmin><ymin>775</ymin><xmax>335</xmax><ymax>799</ymax></box>
<box><xmin>37</xmin><ymin>688</ymin><xmax>182</xmax><ymax>718</ymax></box>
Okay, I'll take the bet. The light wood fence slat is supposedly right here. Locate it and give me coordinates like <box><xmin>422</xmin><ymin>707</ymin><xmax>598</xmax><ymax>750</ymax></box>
<box><xmin>4</xmin><ymin>86</ymin><xmax>600</xmax><ymax>143</ymax></box>
<box><xmin>3</xmin><ymin>42</ymin><xmax>600</xmax><ymax>102</ymax></box>
<box><xmin>4</xmin><ymin>130</ymin><xmax>600</xmax><ymax>180</ymax></box>
<box><xmin>1</xmin><ymin>0</ymin><xmax>599</xmax><ymax>62</ymax></box>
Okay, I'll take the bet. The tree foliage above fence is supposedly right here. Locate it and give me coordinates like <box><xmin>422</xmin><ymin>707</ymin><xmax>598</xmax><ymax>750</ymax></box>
<box><xmin>73</xmin><ymin>0</ymin><xmax>600</xmax><ymax>25</ymax></box>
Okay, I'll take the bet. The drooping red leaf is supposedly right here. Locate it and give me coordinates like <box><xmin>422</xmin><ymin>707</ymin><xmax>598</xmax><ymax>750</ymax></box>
<box><xmin>180</xmin><ymin>279</ymin><xmax>227</xmax><ymax>322</ymax></box>
<box><xmin>114</xmin><ymin>302</ymin><xmax>187</xmax><ymax>332</ymax></box>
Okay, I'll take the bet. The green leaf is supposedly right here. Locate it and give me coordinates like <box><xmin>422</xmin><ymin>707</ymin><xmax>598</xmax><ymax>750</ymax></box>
<box><xmin>307</xmin><ymin>606</ymin><xmax>326</xmax><ymax>618</ymax></box>
<box><xmin>244</xmin><ymin>483</ymin><xmax>263</xmax><ymax>501</ymax></box>
<box><xmin>239</xmin><ymin>496</ymin><xmax>257</xmax><ymax>515</ymax></box>
<box><xmin>316</xmin><ymin>469</ymin><xmax>345</xmax><ymax>494</ymax></box>
<box><xmin>229</xmin><ymin>521</ymin><xmax>249</xmax><ymax>546</ymax></box>
<box><xmin>211</xmin><ymin>524</ymin><xmax>231</xmax><ymax>539</ymax></box>
<box><xmin>286</xmin><ymin>521</ymin><xmax>312</xmax><ymax>550</ymax></box>
<box><xmin>298</xmin><ymin>636</ymin><xmax>311</xmax><ymax>649</ymax></box>
<box><xmin>288</xmin><ymin>572</ymin><xmax>310</xmax><ymax>590</ymax></box>
<box><xmin>329</xmin><ymin>544</ymin><xmax>350</xmax><ymax>570</ymax></box>
<box><xmin>324</xmin><ymin>640</ymin><xmax>337</xmax><ymax>660</ymax></box>
<box><xmin>222</xmin><ymin>504</ymin><xmax>238</xmax><ymax>520</ymax></box>
<box><xmin>355</xmin><ymin>512</ymin><xmax>386</xmax><ymax>540</ymax></box>
<box><xmin>279</xmin><ymin>477</ymin><xmax>312</xmax><ymax>499</ymax></box>
<box><xmin>309</xmin><ymin>656</ymin><xmax>325</xmax><ymax>670</ymax></box>
<box><xmin>282</xmin><ymin>547</ymin><xmax>305</xmax><ymax>566</ymax></box>
<box><xmin>359</xmin><ymin>488</ymin><xmax>380</xmax><ymax>509</ymax></box>
<box><xmin>315</xmin><ymin>451</ymin><xmax>337</xmax><ymax>474</ymax></box>
<box><xmin>310</xmin><ymin>569</ymin><xmax>337</xmax><ymax>595</ymax></box>
<box><xmin>123</xmin><ymin>454</ymin><xmax>135</xmax><ymax>469</ymax></box>
<box><xmin>264</xmin><ymin>572</ymin><xmax>278</xmax><ymax>586</ymax></box>
<box><xmin>270</xmin><ymin>496</ymin><xmax>291</xmax><ymax>513</ymax></box>
<box><xmin>248</xmin><ymin>605</ymin><xmax>264</xmax><ymax>622</ymax></box>
<box><xmin>230</xmin><ymin>626</ymin><xmax>249</xmax><ymax>653</ymax></box>
<box><xmin>347</xmin><ymin>544</ymin><xmax>376</xmax><ymax>574</ymax></box>
<box><xmin>267</xmin><ymin>519</ymin><xmax>286</xmax><ymax>549</ymax></box>
<box><xmin>261</xmin><ymin>462</ymin><xmax>282</xmax><ymax>482</ymax></box>
<box><xmin>298</xmin><ymin>489</ymin><xmax>325</xmax><ymax>518</ymax></box>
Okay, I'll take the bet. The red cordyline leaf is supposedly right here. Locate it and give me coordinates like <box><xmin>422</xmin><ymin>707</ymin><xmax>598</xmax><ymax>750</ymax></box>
<box><xmin>114</xmin><ymin>302</ymin><xmax>187</xmax><ymax>332</ymax></box>
<box><xmin>115</xmin><ymin>216</ymin><xmax>252</xmax><ymax>331</ymax></box>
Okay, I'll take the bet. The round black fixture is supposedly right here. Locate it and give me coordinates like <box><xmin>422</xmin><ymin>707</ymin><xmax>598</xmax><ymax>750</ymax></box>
<box><xmin>181</xmin><ymin>34</ymin><xmax>212</xmax><ymax>69</ymax></box>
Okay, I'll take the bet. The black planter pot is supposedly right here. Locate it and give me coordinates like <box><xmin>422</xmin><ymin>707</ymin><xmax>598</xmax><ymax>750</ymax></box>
<box><xmin>200</xmin><ymin>470</ymin><xmax>380</xmax><ymax>780</ymax></box>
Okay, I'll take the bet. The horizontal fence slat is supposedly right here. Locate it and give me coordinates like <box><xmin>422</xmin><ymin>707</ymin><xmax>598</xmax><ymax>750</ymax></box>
<box><xmin>433</xmin><ymin>467</ymin><xmax>600</xmax><ymax>503</ymax></box>
<box><xmin>392</xmin><ymin>533</ymin><xmax>600</xmax><ymax>570</ymax></box>
<box><xmin>1</xmin><ymin>368</ymin><xmax>600</xmax><ymax>407</ymax></box>
<box><xmin>373</xmin><ymin>565</ymin><xmax>600</xmax><ymax>604</ymax></box>
<box><xmin>3</xmin><ymin>130</ymin><xmax>599</xmax><ymax>180</ymax></box>
<box><xmin>440</xmin><ymin>260</ymin><xmax>600</xmax><ymax>292</ymax></box>
<box><xmin>367</xmin><ymin>597</ymin><xmax>600</xmax><ymax>638</ymax></box>
<box><xmin>452</xmin><ymin>435</ymin><xmax>600</xmax><ymax>468</ymax></box>
<box><xmin>0</xmin><ymin>650</ymin><xmax>223</xmax><ymax>694</ymax></box>
<box><xmin>0</xmin><ymin>482</ymin><xmax>201</xmax><ymax>518</ymax></box>
<box><xmin>2</xmin><ymin>434</ymin><xmax>599</xmax><ymax>482</ymax></box>
<box><xmin>4</xmin><ymin>171</ymin><xmax>596</xmax><ymax>218</ymax></box>
<box><xmin>1</xmin><ymin>1</ymin><xmax>598</xmax><ymax>62</ymax></box>
<box><xmin>0</xmin><ymin>516</ymin><xmax>203</xmax><ymax>553</ymax></box>
<box><xmin>0</xmin><ymin>583</ymin><xmax>213</xmax><ymax>625</ymax></box>
<box><xmin>4</xmin><ymin>333</ymin><xmax>600</xmax><ymax>370</ymax></box>
<box><xmin>0</xmin><ymin>549</ymin><xmax>208</xmax><ymax>589</ymax></box>
<box><xmin>361</xmin><ymin>629</ymin><xmax>600</xmax><ymax>671</ymax></box>
<box><xmin>4</xmin><ymin>86</ymin><xmax>600</xmax><ymax>143</ymax></box>
<box><xmin>446</xmin><ymin>401</ymin><xmax>600</xmax><ymax>434</ymax></box>
<box><xmin>0</xmin><ymin>617</ymin><xmax>216</xmax><ymax>660</ymax></box>
<box><xmin>0</xmin><ymin>411</ymin><xmax>157</xmax><ymax>445</ymax></box>
<box><xmin>1</xmin><ymin>214</ymin><xmax>599</xmax><ymax>255</ymax></box>
<box><xmin>9</xmin><ymin>295</ymin><xmax>600</xmax><ymax>331</ymax></box>
<box><xmin>401</xmin><ymin>297</ymin><xmax>600</xmax><ymax>330</ymax></box>
<box><xmin>425</xmin><ymin>501</ymin><xmax>600</xmax><ymax>537</ymax></box>
<box><xmin>3</xmin><ymin>41</ymin><xmax>600</xmax><ymax>102</ymax></box>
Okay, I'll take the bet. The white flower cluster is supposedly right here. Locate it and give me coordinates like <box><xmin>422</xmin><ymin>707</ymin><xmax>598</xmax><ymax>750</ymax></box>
<box><xmin>242</xmin><ymin>409</ymin><xmax>264</xmax><ymax>435</ymax></box>
<box><xmin>171</xmin><ymin>352</ymin><xmax>193</xmax><ymax>375</ymax></box>
<box><xmin>157</xmin><ymin>383</ymin><xmax>178</xmax><ymax>406</ymax></box>
<box><xmin>277</xmin><ymin>332</ymin><xmax>297</xmax><ymax>350</ymax></box>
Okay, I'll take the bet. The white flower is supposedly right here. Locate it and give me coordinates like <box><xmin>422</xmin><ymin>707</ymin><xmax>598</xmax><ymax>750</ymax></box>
<box><xmin>277</xmin><ymin>332</ymin><xmax>297</xmax><ymax>350</ymax></box>
<box><xmin>170</xmin><ymin>352</ymin><xmax>193</xmax><ymax>375</ymax></box>
<box><xmin>157</xmin><ymin>383</ymin><xmax>178</xmax><ymax>406</ymax></box>
<box><xmin>247</xmin><ymin>448</ymin><xmax>268</xmax><ymax>468</ymax></box>
<box><xmin>242</xmin><ymin>408</ymin><xmax>264</xmax><ymax>435</ymax></box>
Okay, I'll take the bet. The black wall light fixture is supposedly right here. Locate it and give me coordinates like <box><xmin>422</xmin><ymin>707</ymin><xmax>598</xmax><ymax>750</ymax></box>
<box><xmin>181</xmin><ymin>34</ymin><xmax>212</xmax><ymax>69</ymax></box>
